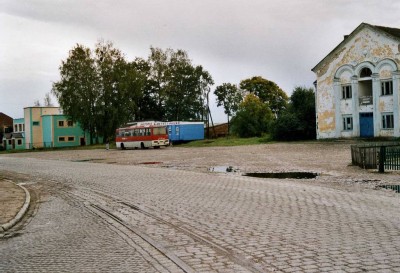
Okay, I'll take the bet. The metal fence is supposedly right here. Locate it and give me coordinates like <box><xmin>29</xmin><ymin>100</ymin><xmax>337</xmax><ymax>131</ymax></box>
<box><xmin>351</xmin><ymin>142</ymin><xmax>400</xmax><ymax>171</ymax></box>
<box><xmin>385</xmin><ymin>146</ymin><xmax>400</xmax><ymax>170</ymax></box>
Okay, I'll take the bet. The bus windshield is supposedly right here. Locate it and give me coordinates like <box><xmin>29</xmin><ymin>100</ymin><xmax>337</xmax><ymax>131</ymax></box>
<box><xmin>153</xmin><ymin>127</ymin><xmax>167</xmax><ymax>135</ymax></box>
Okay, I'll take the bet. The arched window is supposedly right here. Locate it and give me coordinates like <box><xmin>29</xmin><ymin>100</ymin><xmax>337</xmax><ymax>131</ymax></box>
<box><xmin>359</xmin><ymin>67</ymin><xmax>372</xmax><ymax>78</ymax></box>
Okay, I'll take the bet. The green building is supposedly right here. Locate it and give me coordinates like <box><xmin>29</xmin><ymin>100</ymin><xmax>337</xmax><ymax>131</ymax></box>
<box><xmin>8</xmin><ymin>107</ymin><xmax>97</xmax><ymax>150</ymax></box>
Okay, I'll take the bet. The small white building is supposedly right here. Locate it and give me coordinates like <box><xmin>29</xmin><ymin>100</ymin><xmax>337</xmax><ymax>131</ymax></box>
<box><xmin>312</xmin><ymin>23</ymin><xmax>400</xmax><ymax>139</ymax></box>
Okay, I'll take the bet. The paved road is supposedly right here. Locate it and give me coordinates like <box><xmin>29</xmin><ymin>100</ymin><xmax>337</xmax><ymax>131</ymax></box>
<box><xmin>0</xmin><ymin>153</ymin><xmax>399</xmax><ymax>272</ymax></box>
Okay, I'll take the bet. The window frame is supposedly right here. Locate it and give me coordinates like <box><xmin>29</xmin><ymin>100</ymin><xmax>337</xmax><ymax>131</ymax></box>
<box><xmin>342</xmin><ymin>115</ymin><xmax>353</xmax><ymax>131</ymax></box>
<box><xmin>382</xmin><ymin>113</ymin><xmax>394</xmax><ymax>129</ymax></box>
<box><xmin>381</xmin><ymin>80</ymin><xmax>393</xmax><ymax>96</ymax></box>
<box><xmin>342</xmin><ymin>85</ymin><xmax>352</xmax><ymax>99</ymax></box>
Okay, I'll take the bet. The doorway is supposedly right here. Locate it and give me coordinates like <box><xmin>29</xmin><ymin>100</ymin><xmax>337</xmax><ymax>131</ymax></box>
<box><xmin>360</xmin><ymin>113</ymin><xmax>374</xmax><ymax>137</ymax></box>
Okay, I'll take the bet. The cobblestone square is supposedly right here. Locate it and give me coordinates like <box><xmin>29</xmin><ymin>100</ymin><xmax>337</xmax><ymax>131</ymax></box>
<box><xmin>1</xmin><ymin>142</ymin><xmax>399</xmax><ymax>272</ymax></box>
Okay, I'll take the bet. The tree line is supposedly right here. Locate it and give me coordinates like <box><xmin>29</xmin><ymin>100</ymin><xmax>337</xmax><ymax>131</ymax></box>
<box><xmin>52</xmin><ymin>41</ymin><xmax>316</xmax><ymax>143</ymax></box>
<box><xmin>214</xmin><ymin>77</ymin><xmax>316</xmax><ymax>140</ymax></box>
<box><xmin>52</xmin><ymin>41</ymin><xmax>213</xmax><ymax>143</ymax></box>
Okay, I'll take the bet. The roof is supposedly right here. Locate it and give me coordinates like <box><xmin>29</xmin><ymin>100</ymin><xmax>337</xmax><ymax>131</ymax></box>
<box><xmin>312</xmin><ymin>23</ymin><xmax>400</xmax><ymax>73</ymax></box>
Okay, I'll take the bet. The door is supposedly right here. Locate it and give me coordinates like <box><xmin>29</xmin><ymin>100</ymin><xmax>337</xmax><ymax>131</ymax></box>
<box><xmin>360</xmin><ymin>113</ymin><xmax>374</xmax><ymax>137</ymax></box>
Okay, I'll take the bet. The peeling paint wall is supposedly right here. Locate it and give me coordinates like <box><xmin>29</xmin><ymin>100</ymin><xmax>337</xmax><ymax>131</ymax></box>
<box><xmin>314</xmin><ymin>25</ymin><xmax>400</xmax><ymax>139</ymax></box>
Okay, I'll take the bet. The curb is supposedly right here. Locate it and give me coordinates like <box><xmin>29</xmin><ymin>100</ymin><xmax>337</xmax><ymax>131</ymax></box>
<box><xmin>0</xmin><ymin>184</ymin><xmax>31</xmax><ymax>232</ymax></box>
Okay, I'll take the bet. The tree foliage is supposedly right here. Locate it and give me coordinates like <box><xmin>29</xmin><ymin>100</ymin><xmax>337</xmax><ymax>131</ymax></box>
<box><xmin>145</xmin><ymin>47</ymin><xmax>213</xmax><ymax>121</ymax></box>
<box><xmin>239</xmin><ymin>76</ymin><xmax>288</xmax><ymax>116</ymax></box>
<box><xmin>214</xmin><ymin>83</ymin><xmax>242</xmax><ymax>124</ymax></box>
<box><xmin>230</xmin><ymin>94</ymin><xmax>273</xmax><ymax>138</ymax></box>
<box><xmin>52</xmin><ymin>43</ymin><xmax>213</xmax><ymax>143</ymax></box>
<box><xmin>272</xmin><ymin>86</ymin><xmax>316</xmax><ymax>140</ymax></box>
<box><xmin>52</xmin><ymin>44</ymin><xmax>99</xmax><ymax>143</ymax></box>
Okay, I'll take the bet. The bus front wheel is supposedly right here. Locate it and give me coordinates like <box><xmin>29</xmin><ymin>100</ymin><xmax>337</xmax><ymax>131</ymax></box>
<box><xmin>121</xmin><ymin>143</ymin><xmax>126</xmax><ymax>150</ymax></box>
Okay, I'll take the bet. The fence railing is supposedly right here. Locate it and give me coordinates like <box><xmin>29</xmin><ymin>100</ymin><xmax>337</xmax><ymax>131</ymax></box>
<box><xmin>385</xmin><ymin>146</ymin><xmax>400</xmax><ymax>171</ymax></box>
<box><xmin>351</xmin><ymin>142</ymin><xmax>400</xmax><ymax>171</ymax></box>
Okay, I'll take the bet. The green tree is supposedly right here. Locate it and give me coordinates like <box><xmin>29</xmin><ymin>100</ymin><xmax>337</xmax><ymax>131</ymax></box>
<box><xmin>239</xmin><ymin>76</ymin><xmax>288</xmax><ymax>116</ymax></box>
<box><xmin>272</xmin><ymin>86</ymin><xmax>316</xmax><ymax>140</ymax></box>
<box><xmin>53</xmin><ymin>41</ymin><xmax>144</xmax><ymax>143</ymax></box>
<box><xmin>230</xmin><ymin>94</ymin><xmax>273</xmax><ymax>137</ymax></box>
<box><xmin>94</xmin><ymin>40</ymin><xmax>145</xmax><ymax>142</ymax></box>
<box><xmin>52</xmin><ymin>44</ymin><xmax>99</xmax><ymax>144</ymax></box>
<box><xmin>214</xmin><ymin>83</ymin><xmax>243</xmax><ymax>131</ymax></box>
<box><xmin>146</xmin><ymin>47</ymin><xmax>213</xmax><ymax>121</ymax></box>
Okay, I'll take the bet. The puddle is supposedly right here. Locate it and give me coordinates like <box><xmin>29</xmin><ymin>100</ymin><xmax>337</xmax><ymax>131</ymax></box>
<box><xmin>377</xmin><ymin>185</ymin><xmax>400</xmax><ymax>193</ymax></box>
<box><xmin>72</xmin><ymin>158</ymin><xmax>104</xmax><ymax>162</ymax></box>
<box><xmin>209</xmin><ymin>166</ymin><xmax>238</xmax><ymax>173</ymax></box>
<box><xmin>243</xmin><ymin>172</ymin><xmax>318</xmax><ymax>179</ymax></box>
<box><xmin>139</xmin><ymin>162</ymin><xmax>162</xmax><ymax>165</ymax></box>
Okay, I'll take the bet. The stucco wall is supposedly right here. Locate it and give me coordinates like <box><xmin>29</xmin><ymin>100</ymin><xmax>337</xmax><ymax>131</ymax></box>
<box><xmin>314</xmin><ymin>25</ymin><xmax>400</xmax><ymax>139</ymax></box>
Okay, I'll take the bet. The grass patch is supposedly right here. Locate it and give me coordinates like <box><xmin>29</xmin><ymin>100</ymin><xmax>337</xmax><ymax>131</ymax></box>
<box><xmin>179</xmin><ymin>135</ymin><xmax>273</xmax><ymax>147</ymax></box>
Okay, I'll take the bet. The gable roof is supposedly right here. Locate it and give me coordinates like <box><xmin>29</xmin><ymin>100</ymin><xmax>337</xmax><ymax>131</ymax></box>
<box><xmin>312</xmin><ymin>23</ymin><xmax>400</xmax><ymax>73</ymax></box>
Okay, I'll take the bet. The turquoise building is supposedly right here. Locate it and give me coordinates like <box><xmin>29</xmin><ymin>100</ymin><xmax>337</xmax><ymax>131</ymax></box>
<box><xmin>42</xmin><ymin>115</ymin><xmax>89</xmax><ymax>148</ymax></box>
<box><xmin>8</xmin><ymin>107</ymin><xmax>96</xmax><ymax>150</ymax></box>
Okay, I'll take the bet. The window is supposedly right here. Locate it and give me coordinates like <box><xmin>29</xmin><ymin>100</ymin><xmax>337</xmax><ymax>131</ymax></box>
<box><xmin>58</xmin><ymin>121</ymin><xmax>64</xmax><ymax>127</ymax></box>
<box><xmin>382</xmin><ymin>113</ymin><xmax>394</xmax><ymax>129</ymax></box>
<box><xmin>14</xmin><ymin>125</ymin><xmax>18</xmax><ymax>132</ymax></box>
<box><xmin>67</xmin><ymin>120</ymin><xmax>73</xmax><ymax>127</ymax></box>
<box><xmin>18</xmin><ymin>124</ymin><xmax>22</xmax><ymax>132</ymax></box>
<box><xmin>381</xmin><ymin>80</ymin><xmax>393</xmax><ymax>96</ymax></box>
<box><xmin>68</xmin><ymin>136</ymin><xmax>75</xmax><ymax>141</ymax></box>
<box><xmin>17</xmin><ymin>139</ymin><xmax>22</xmax><ymax>145</ymax></box>
<box><xmin>343</xmin><ymin>116</ymin><xmax>353</xmax><ymax>131</ymax></box>
<box><xmin>360</xmin><ymin>67</ymin><xmax>372</xmax><ymax>78</ymax></box>
<box><xmin>154</xmin><ymin>127</ymin><xmax>166</xmax><ymax>135</ymax></box>
<box><xmin>59</xmin><ymin>137</ymin><xmax>65</xmax><ymax>142</ymax></box>
<box><xmin>8</xmin><ymin>140</ymin><xmax>12</xmax><ymax>145</ymax></box>
<box><xmin>342</xmin><ymin>85</ymin><xmax>352</xmax><ymax>99</ymax></box>
<box><xmin>32</xmin><ymin>121</ymin><xmax>39</xmax><ymax>126</ymax></box>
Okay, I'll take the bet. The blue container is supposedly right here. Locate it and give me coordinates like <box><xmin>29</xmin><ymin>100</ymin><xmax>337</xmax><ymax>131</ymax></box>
<box><xmin>167</xmin><ymin>122</ymin><xmax>204</xmax><ymax>143</ymax></box>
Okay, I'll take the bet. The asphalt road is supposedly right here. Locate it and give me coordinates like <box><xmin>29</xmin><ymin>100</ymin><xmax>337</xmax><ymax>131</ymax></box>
<box><xmin>0</xmin><ymin>143</ymin><xmax>399</xmax><ymax>272</ymax></box>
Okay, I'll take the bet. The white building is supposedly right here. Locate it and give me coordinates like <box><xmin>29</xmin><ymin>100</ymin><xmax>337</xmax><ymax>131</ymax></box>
<box><xmin>312</xmin><ymin>23</ymin><xmax>400</xmax><ymax>139</ymax></box>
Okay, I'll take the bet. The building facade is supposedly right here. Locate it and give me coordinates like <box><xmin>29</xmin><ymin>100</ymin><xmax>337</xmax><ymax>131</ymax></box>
<box><xmin>312</xmin><ymin>23</ymin><xmax>400</xmax><ymax>139</ymax></box>
<box><xmin>5</xmin><ymin>107</ymin><xmax>92</xmax><ymax>150</ymax></box>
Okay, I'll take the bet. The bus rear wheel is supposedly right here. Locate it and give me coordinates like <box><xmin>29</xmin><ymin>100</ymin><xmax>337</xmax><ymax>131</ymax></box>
<box><xmin>120</xmin><ymin>143</ymin><xmax>126</xmax><ymax>150</ymax></box>
<box><xmin>141</xmin><ymin>142</ymin><xmax>145</xmax><ymax>149</ymax></box>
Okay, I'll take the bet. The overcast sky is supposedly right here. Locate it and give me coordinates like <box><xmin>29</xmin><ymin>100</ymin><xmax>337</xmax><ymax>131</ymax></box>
<box><xmin>1</xmin><ymin>0</ymin><xmax>400</xmax><ymax>122</ymax></box>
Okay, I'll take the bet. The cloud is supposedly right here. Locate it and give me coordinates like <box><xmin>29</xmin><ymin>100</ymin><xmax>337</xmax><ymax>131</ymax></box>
<box><xmin>2</xmin><ymin>0</ymin><xmax>400</xmax><ymax>122</ymax></box>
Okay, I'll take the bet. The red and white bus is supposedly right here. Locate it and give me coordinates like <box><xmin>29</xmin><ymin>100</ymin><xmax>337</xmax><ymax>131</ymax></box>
<box><xmin>116</xmin><ymin>124</ymin><xmax>169</xmax><ymax>149</ymax></box>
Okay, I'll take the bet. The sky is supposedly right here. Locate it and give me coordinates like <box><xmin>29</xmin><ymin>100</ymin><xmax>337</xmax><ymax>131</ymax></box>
<box><xmin>1</xmin><ymin>0</ymin><xmax>400</xmax><ymax>123</ymax></box>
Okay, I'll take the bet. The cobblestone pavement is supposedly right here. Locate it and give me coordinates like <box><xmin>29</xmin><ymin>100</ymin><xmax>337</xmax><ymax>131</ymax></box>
<box><xmin>1</xmin><ymin>142</ymin><xmax>400</xmax><ymax>272</ymax></box>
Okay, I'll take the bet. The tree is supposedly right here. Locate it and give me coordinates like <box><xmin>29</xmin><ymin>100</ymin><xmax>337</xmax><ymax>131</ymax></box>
<box><xmin>52</xmin><ymin>44</ymin><xmax>99</xmax><ymax>144</ymax></box>
<box><xmin>239</xmin><ymin>76</ymin><xmax>288</xmax><ymax>116</ymax></box>
<box><xmin>230</xmin><ymin>94</ymin><xmax>273</xmax><ymax>137</ymax></box>
<box><xmin>94</xmin><ymin>40</ymin><xmax>144</xmax><ymax>142</ymax></box>
<box><xmin>145</xmin><ymin>47</ymin><xmax>213</xmax><ymax>121</ymax></box>
<box><xmin>52</xmin><ymin>41</ymin><xmax>144</xmax><ymax>144</ymax></box>
<box><xmin>44</xmin><ymin>92</ymin><xmax>53</xmax><ymax>106</ymax></box>
<box><xmin>214</xmin><ymin>83</ymin><xmax>243</xmax><ymax>132</ymax></box>
<box><xmin>272</xmin><ymin>86</ymin><xmax>316</xmax><ymax>140</ymax></box>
